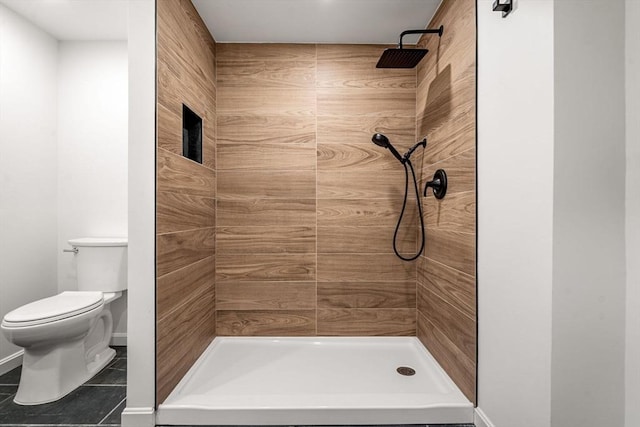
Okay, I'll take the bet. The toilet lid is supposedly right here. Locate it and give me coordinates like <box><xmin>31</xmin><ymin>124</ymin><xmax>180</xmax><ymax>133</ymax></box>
<box><xmin>3</xmin><ymin>292</ymin><xmax>104</xmax><ymax>326</ymax></box>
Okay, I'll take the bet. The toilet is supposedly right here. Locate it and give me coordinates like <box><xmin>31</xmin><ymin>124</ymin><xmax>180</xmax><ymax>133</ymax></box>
<box><xmin>1</xmin><ymin>237</ymin><xmax>127</xmax><ymax>405</ymax></box>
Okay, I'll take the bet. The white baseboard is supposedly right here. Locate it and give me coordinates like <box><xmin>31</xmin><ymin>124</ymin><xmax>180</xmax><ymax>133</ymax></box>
<box><xmin>121</xmin><ymin>406</ymin><xmax>155</xmax><ymax>427</ymax></box>
<box><xmin>110</xmin><ymin>332</ymin><xmax>127</xmax><ymax>346</ymax></box>
<box><xmin>0</xmin><ymin>350</ymin><xmax>23</xmax><ymax>376</ymax></box>
<box><xmin>475</xmin><ymin>407</ymin><xmax>495</xmax><ymax>427</ymax></box>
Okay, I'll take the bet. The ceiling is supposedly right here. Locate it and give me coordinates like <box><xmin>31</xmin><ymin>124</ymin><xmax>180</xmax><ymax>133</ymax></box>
<box><xmin>192</xmin><ymin>0</ymin><xmax>442</xmax><ymax>45</ymax></box>
<box><xmin>0</xmin><ymin>0</ymin><xmax>128</xmax><ymax>41</ymax></box>
<box><xmin>0</xmin><ymin>0</ymin><xmax>441</xmax><ymax>44</ymax></box>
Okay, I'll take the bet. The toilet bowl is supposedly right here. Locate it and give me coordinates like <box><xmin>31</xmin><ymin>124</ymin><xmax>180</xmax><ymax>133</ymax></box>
<box><xmin>0</xmin><ymin>237</ymin><xmax>127</xmax><ymax>405</ymax></box>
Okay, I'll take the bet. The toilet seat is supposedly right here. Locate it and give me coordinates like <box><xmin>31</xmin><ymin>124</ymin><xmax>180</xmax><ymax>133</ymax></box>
<box><xmin>2</xmin><ymin>292</ymin><xmax>104</xmax><ymax>328</ymax></box>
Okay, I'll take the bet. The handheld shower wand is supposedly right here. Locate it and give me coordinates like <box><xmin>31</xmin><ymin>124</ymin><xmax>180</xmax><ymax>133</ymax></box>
<box><xmin>370</xmin><ymin>133</ymin><xmax>427</xmax><ymax>261</ymax></box>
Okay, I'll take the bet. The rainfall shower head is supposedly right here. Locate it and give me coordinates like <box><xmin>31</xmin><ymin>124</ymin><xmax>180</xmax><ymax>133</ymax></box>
<box><xmin>376</xmin><ymin>25</ymin><xmax>444</xmax><ymax>69</ymax></box>
<box><xmin>371</xmin><ymin>133</ymin><xmax>403</xmax><ymax>163</ymax></box>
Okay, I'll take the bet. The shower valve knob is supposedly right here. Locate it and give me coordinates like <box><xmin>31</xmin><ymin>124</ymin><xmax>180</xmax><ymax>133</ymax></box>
<box><xmin>424</xmin><ymin>169</ymin><xmax>447</xmax><ymax>199</ymax></box>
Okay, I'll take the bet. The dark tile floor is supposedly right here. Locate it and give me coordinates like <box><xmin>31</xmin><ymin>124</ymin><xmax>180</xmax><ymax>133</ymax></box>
<box><xmin>0</xmin><ymin>346</ymin><xmax>126</xmax><ymax>427</ymax></box>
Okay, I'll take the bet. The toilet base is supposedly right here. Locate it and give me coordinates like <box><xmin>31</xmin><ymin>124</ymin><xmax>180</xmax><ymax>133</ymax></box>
<box><xmin>14</xmin><ymin>341</ymin><xmax>116</xmax><ymax>405</ymax></box>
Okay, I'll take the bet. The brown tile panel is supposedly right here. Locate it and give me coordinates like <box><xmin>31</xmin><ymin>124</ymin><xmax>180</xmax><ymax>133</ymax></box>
<box><xmin>218</xmin><ymin>87</ymin><xmax>316</xmax><ymax>116</ymax></box>
<box><xmin>317</xmin><ymin>309</ymin><xmax>416</xmax><ymax>336</ymax></box>
<box><xmin>318</xmin><ymin>282</ymin><xmax>416</xmax><ymax>309</ymax></box>
<box><xmin>216</xmin><ymin>226</ymin><xmax>316</xmax><ymax>254</ymax></box>
<box><xmin>217</xmin><ymin>116</ymin><xmax>316</xmax><ymax>145</ymax></box>
<box><xmin>217</xmin><ymin>170</ymin><xmax>316</xmax><ymax>200</ymax></box>
<box><xmin>217</xmin><ymin>199</ymin><xmax>317</xmax><ymax>227</ymax></box>
<box><xmin>424</xmin><ymin>190</ymin><xmax>475</xmax><ymax>233</ymax></box>
<box><xmin>316</xmin><ymin>116</ymin><xmax>415</xmax><ymax>147</ymax></box>
<box><xmin>217</xmin><ymin>142</ymin><xmax>316</xmax><ymax>171</ymax></box>
<box><xmin>157</xmin><ymin>256</ymin><xmax>215</xmax><ymax>323</ymax></box>
<box><xmin>157</xmin><ymin>283</ymin><xmax>215</xmax><ymax>403</ymax></box>
<box><xmin>317</xmin><ymin>169</ymin><xmax>407</xmax><ymax>199</ymax></box>
<box><xmin>317</xmin><ymin>226</ymin><xmax>415</xmax><ymax>255</ymax></box>
<box><xmin>217</xmin><ymin>281</ymin><xmax>316</xmax><ymax>310</ymax></box>
<box><xmin>418</xmin><ymin>257</ymin><xmax>475</xmax><ymax>319</ymax></box>
<box><xmin>317</xmin><ymin>254</ymin><xmax>415</xmax><ymax>282</ymax></box>
<box><xmin>424</xmin><ymin>229</ymin><xmax>475</xmax><ymax>277</ymax></box>
<box><xmin>317</xmin><ymin>142</ymin><xmax>405</xmax><ymax>171</ymax></box>
<box><xmin>157</xmin><ymin>228</ymin><xmax>216</xmax><ymax>278</ymax></box>
<box><xmin>317</xmin><ymin>199</ymin><xmax>411</xmax><ymax>228</ymax></box>
<box><xmin>317</xmin><ymin>62</ymin><xmax>415</xmax><ymax>90</ymax></box>
<box><xmin>416</xmin><ymin>0</ymin><xmax>476</xmax><ymax>402</ymax></box>
<box><xmin>421</xmin><ymin>148</ymin><xmax>475</xmax><ymax>195</ymax></box>
<box><xmin>217</xmin><ymin>254</ymin><xmax>316</xmax><ymax>282</ymax></box>
<box><xmin>217</xmin><ymin>43</ymin><xmax>316</xmax><ymax>61</ymax></box>
<box><xmin>156</xmin><ymin>191</ymin><xmax>215</xmax><ymax>234</ymax></box>
<box><xmin>157</xmin><ymin>148</ymin><xmax>216</xmax><ymax>198</ymax></box>
<box><xmin>417</xmin><ymin>285</ymin><xmax>475</xmax><ymax>361</ymax></box>
<box><xmin>316</xmin><ymin>44</ymin><xmax>396</xmax><ymax>62</ymax></box>
<box><xmin>217</xmin><ymin>310</ymin><xmax>316</xmax><ymax>336</ymax></box>
<box><xmin>317</xmin><ymin>88</ymin><xmax>415</xmax><ymax>118</ymax></box>
<box><xmin>417</xmin><ymin>312</ymin><xmax>475</xmax><ymax>402</ymax></box>
<box><xmin>217</xmin><ymin>59</ymin><xmax>315</xmax><ymax>89</ymax></box>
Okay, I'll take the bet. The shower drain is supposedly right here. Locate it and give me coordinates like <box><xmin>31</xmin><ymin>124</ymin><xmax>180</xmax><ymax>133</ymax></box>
<box><xmin>396</xmin><ymin>366</ymin><xmax>416</xmax><ymax>376</ymax></box>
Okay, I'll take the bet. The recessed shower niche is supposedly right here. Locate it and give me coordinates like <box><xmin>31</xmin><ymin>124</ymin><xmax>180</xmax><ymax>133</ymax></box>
<box><xmin>182</xmin><ymin>104</ymin><xmax>202</xmax><ymax>164</ymax></box>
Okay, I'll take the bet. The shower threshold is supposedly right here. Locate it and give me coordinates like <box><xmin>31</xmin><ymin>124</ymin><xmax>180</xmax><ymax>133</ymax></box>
<box><xmin>156</xmin><ymin>336</ymin><xmax>473</xmax><ymax>425</ymax></box>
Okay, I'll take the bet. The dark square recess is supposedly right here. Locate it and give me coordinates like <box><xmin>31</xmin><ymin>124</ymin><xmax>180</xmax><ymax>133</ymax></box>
<box><xmin>182</xmin><ymin>104</ymin><xmax>202</xmax><ymax>164</ymax></box>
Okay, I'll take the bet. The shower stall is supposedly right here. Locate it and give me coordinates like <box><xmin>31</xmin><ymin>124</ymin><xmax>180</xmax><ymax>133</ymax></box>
<box><xmin>155</xmin><ymin>0</ymin><xmax>476</xmax><ymax>424</ymax></box>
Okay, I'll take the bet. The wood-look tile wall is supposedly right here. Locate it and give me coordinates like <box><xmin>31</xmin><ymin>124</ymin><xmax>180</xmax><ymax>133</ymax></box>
<box><xmin>415</xmin><ymin>0</ymin><xmax>477</xmax><ymax>402</ymax></box>
<box><xmin>156</xmin><ymin>0</ymin><xmax>217</xmax><ymax>404</ymax></box>
<box><xmin>216</xmin><ymin>44</ymin><xmax>418</xmax><ymax>336</ymax></box>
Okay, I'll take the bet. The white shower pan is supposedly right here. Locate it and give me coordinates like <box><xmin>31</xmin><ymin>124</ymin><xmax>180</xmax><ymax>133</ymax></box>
<box><xmin>156</xmin><ymin>336</ymin><xmax>473</xmax><ymax>425</ymax></box>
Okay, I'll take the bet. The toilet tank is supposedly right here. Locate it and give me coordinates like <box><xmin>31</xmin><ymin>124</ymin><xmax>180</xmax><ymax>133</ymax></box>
<box><xmin>68</xmin><ymin>237</ymin><xmax>128</xmax><ymax>292</ymax></box>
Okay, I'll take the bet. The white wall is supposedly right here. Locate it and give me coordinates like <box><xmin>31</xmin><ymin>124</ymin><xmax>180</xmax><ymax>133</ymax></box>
<box><xmin>551</xmin><ymin>1</ymin><xmax>626</xmax><ymax>426</ymax></box>
<box><xmin>477</xmin><ymin>1</ymin><xmax>555</xmax><ymax>425</ymax></box>
<box><xmin>0</xmin><ymin>4</ymin><xmax>59</xmax><ymax>369</ymax></box>
<box><xmin>121</xmin><ymin>0</ymin><xmax>156</xmax><ymax>425</ymax></box>
<box><xmin>57</xmin><ymin>41</ymin><xmax>129</xmax><ymax>337</ymax></box>
<box><xmin>625</xmin><ymin>1</ymin><xmax>640</xmax><ymax>426</ymax></box>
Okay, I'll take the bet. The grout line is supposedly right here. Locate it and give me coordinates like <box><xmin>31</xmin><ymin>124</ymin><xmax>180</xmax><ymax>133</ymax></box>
<box><xmin>97</xmin><ymin>396</ymin><xmax>126</xmax><ymax>425</ymax></box>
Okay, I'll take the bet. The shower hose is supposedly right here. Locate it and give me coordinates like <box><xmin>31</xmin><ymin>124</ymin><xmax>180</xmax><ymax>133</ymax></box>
<box><xmin>393</xmin><ymin>159</ymin><xmax>425</xmax><ymax>261</ymax></box>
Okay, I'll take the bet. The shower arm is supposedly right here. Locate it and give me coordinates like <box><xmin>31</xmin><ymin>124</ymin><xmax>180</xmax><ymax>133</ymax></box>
<box><xmin>398</xmin><ymin>25</ymin><xmax>444</xmax><ymax>49</ymax></box>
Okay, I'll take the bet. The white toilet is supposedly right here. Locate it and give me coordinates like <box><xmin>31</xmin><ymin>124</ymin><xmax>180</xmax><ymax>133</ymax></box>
<box><xmin>1</xmin><ymin>237</ymin><xmax>127</xmax><ymax>405</ymax></box>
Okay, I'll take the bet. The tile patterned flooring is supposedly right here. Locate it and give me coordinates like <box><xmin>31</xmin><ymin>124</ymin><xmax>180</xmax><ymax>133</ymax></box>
<box><xmin>0</xmin><ymin>346</ymin><xmax>126</xmax><ymax>427</ymax></box>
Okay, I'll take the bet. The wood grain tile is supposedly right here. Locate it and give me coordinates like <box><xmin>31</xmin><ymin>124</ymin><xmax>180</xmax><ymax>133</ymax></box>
<box><xmin>316</xmin><ymin>226</ymin><xmax>416</xmax><ymax>254</ymax></box>
<box><xmin>157</xmin><ymin>256</ymin><xmax>214</xmax><ymax>322</ymax></box>
<box><xmin>424</xmin><ymin>190</ymin><xmax>475</xmax><ymax>233</ymax></box>
<box><xmin>317</xmin><ymin>199</ymin><xmax>412</xmax><ymax>228</ymax></box>
<box><xmin>217</xmin><ymin>199</ymin><xmax>316</xmax><ymax>227</ymax></box>
<box><xmin>218</xmin><ymin>59</ymin><xmax>315</xmax><ymax>88</ymax></box>
<box><xmin>217</xmin><ymin>310</ymin><xmax>316</xmax><ymax>336</ymax></box>
<box><xmin>217</xmin><ymin>43</ymin><xmax>316</xmax><ymax>61</ymax></box>
<box><xmin>217</xmin><ymin>170</ymin><xmax>316</xmax><ymax>199</ymax></box>
<box><xmin>156</xmin><ymin>192</ymin><xmax>215</xmax><ymax>234</ymax></box>
<box><xmin>317</xmin><ymin>169</ymin><xmax>408</xmax><ymax>199</ymax></box>
<box><xmin>217</xmin><ymin>116</ymin><xmax>315</xmax><ymax>145</ymax></box>
<box><xmin>417</xmin><ymin>286</ymin><xmax>475</xmax><ymax>361</ymax></box>
<box><xmin>317</xmin><ymin>116</ymin><xmax>415</xmax><ymax>147</ymax></box>
<box><xmin>421</xmin><ymin>148</ymin><xmax>475</xmax><ymax>195</ymax></box>
<box><xmin>317</xmin><ymin>143</ymin><xmax>403</xmax><ymax>171</ymax></box>
<box><xmin>317</xmin><ymin>88</ymin><xmax>415</xmax><ymax>118</ymax></box>
<box><xmin>157</xmin><ymin>284</ymin><xmax>214</xmax><ymax>403</ymax></box>
<box><xmin>217</xmin><ymin>254</ymin><xmax>316</xmax><ymax>282</ymax></box>
<box><xmin>217</xmin><ymin>281</ymin><xmax>316</xmax><ymax>310</ymax></box>
<box><xmin>218</xmin><ymin>87</ymin><xmax>316</xmax><ymax>116</ymax></box>
<box><xmin>217</xmin><ymin>142</ymin><xmax>316</xmax><ymax>171</ymax></box>
<box><xmin>317</xmin><ymin>62</ymin><xmax>415</xmax><ymax>89</ymax></box>
<box><xmin>317</xmin><ymin>309</ymin><xmax>416</xmax><ymax>336</ymax></box>
<box><xmin>318</xmin><ymin>282</ymin><xmax>415</xmax><ymax>308</ymax></box>
<box><xmin>424</xmin><ymin>229</ymin><xmax>475</xmax><ymax>277</ymax></box>
<box><xmin>417</xmin><ymin>312</ymin><xmax>475</xmax><ymax>402</ymax></box>
<box><xmin>317</xmin><ymin>44</ymin><xmax>397</xmax><ymax>62</ymax></box>
<box><xmin>418</xmin><ymin>257</ymin><xmax>475</xmax><ymax>319</ymax></box>
<box><xmin>317</xmin><ymin>254</ymin><xmax>415</xmax><ymax>282</ymax></box>
<box><xmin>157</xmin><ymin>228</ymin><xmax>215</xmax><ymax>278</ymax></box>
<box><xmin>157</xmin><ymin>148</ymin><xmax>216</xmax><ymax>198</ymax></box>
<box><xmin>216</xmin><ymin>226</ymin><xmax>315</xmax><ymax>254</ymax></box>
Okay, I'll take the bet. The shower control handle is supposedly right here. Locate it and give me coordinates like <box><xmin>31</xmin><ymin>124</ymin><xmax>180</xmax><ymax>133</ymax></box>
<box><xmin>424</xmin><ymin>169</ymin><xmax>447</xmax><ymax>199</ymax></box>
<box><xmin>63</xmin><ymin>248</ymin><xmax>79</xmax><ymax>254</ymax></box>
